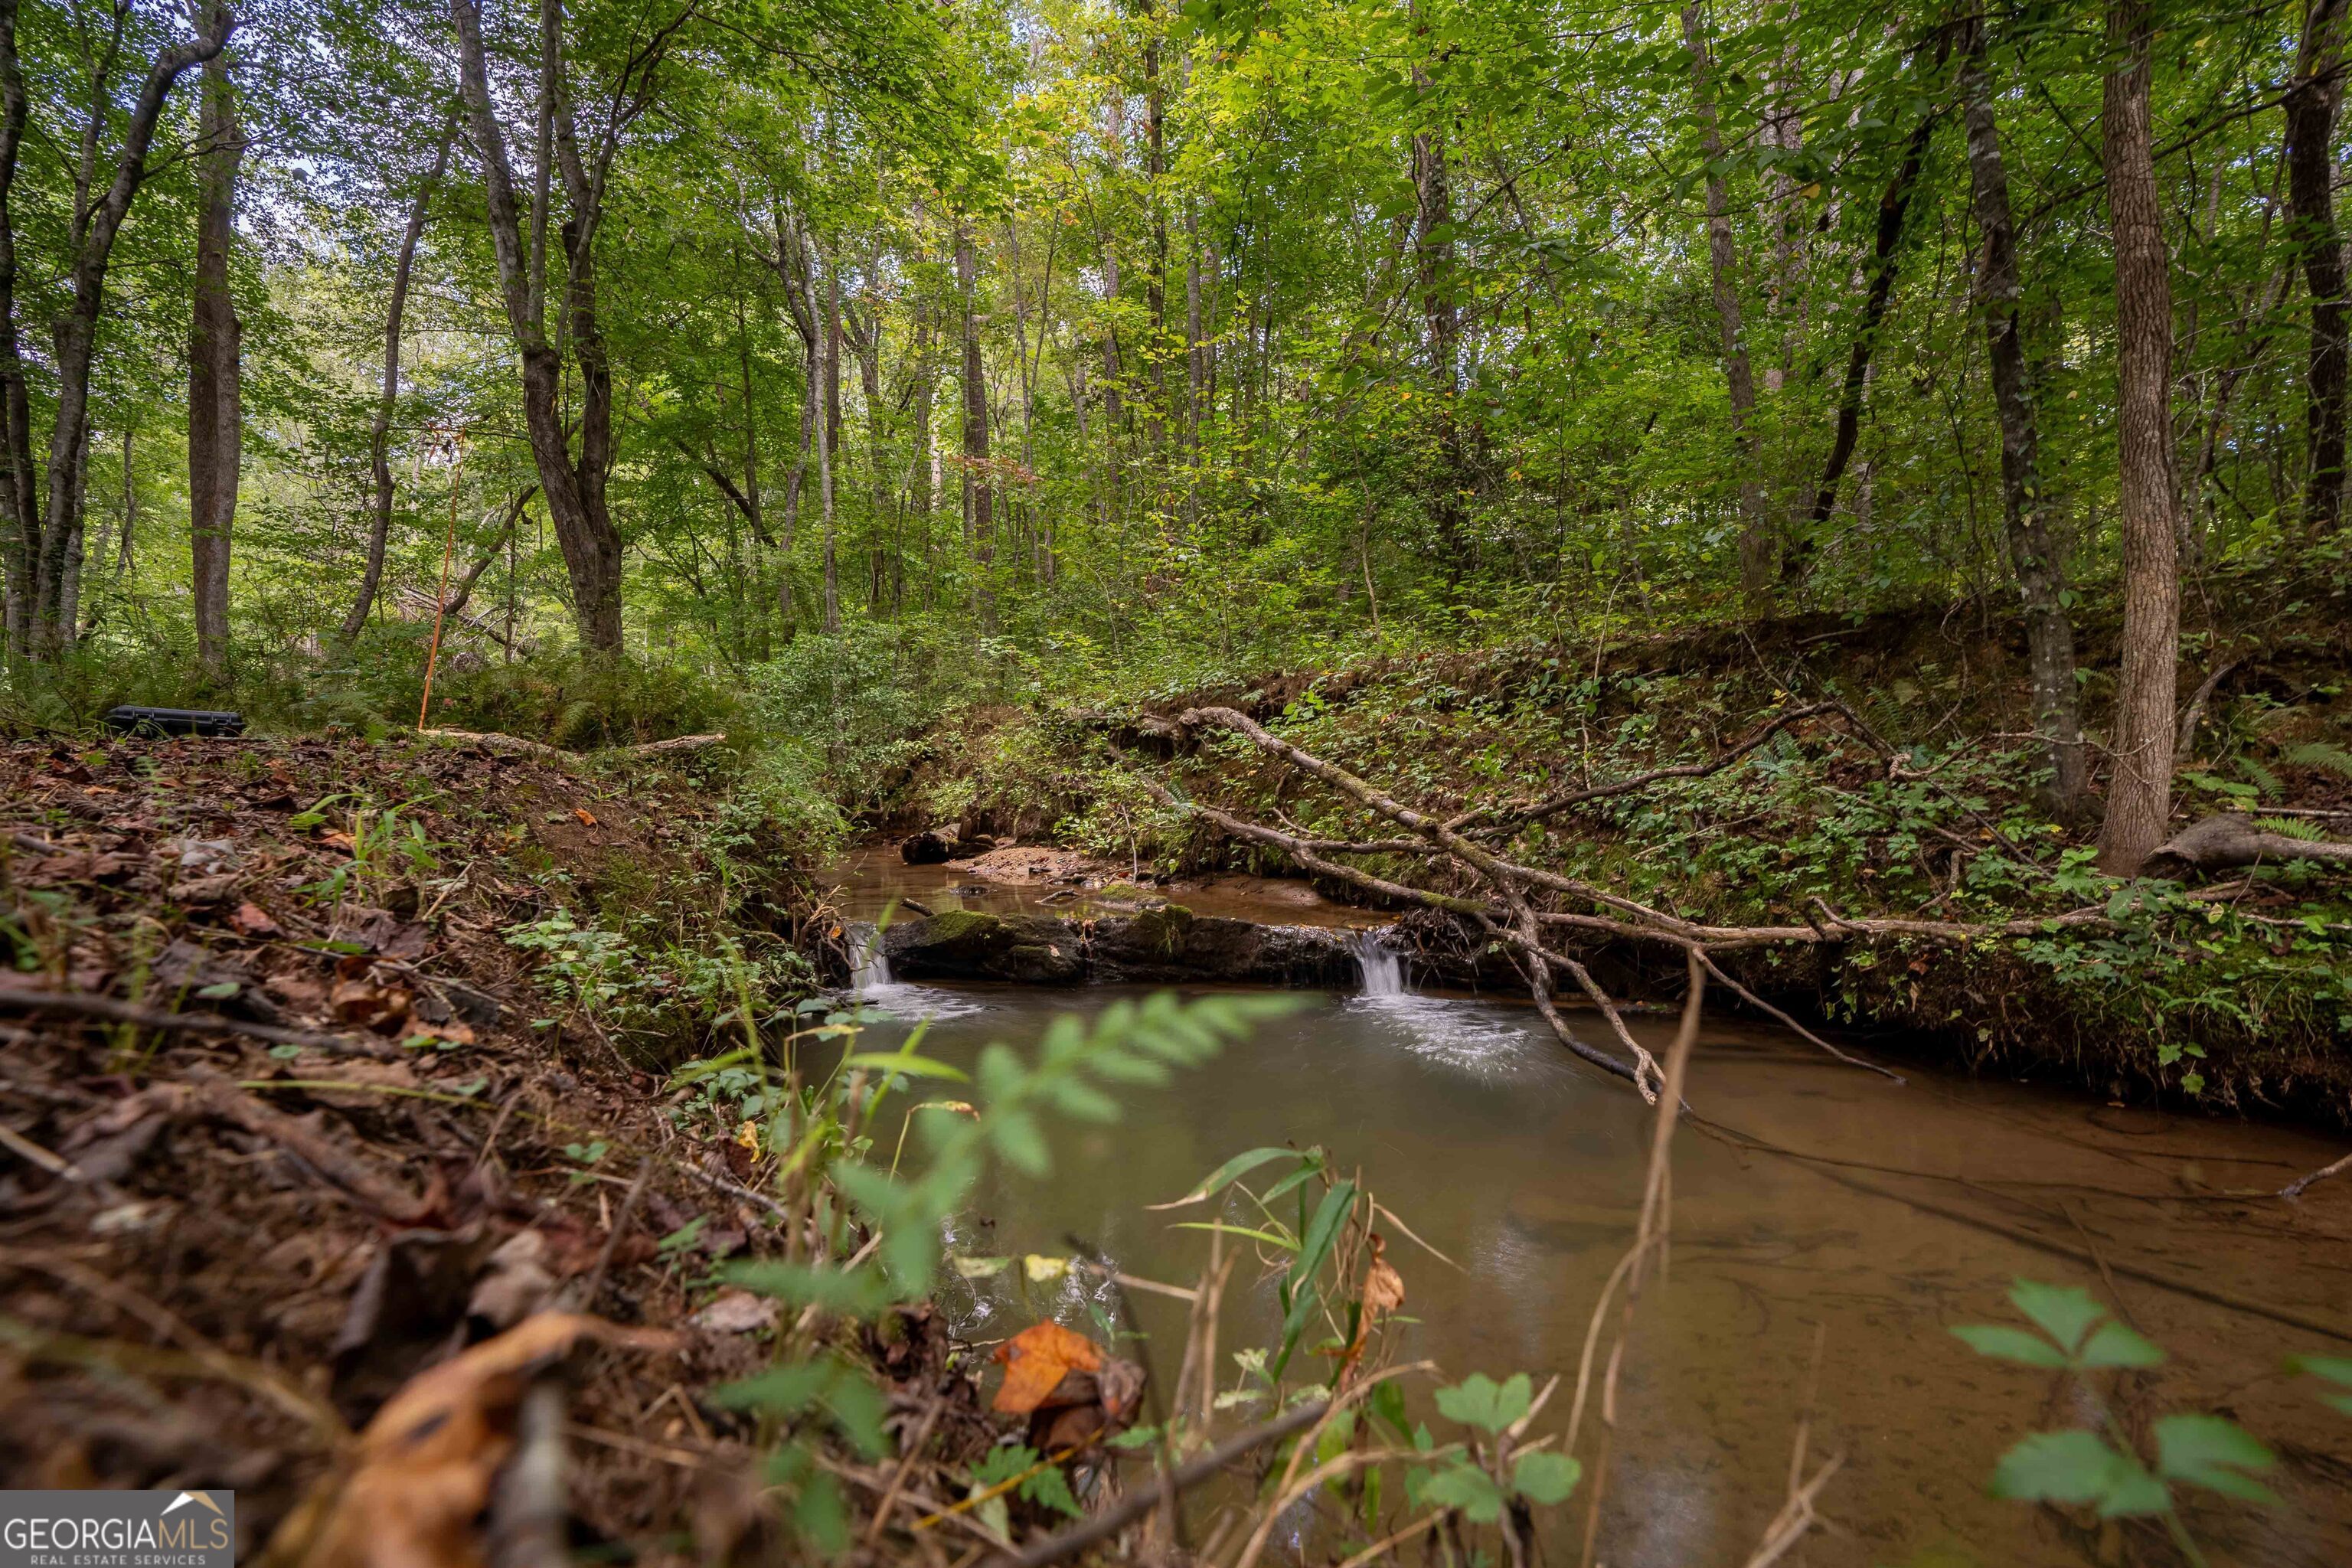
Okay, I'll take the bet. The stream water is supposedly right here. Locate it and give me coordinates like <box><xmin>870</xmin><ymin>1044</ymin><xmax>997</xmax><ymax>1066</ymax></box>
<box><xmin>819</xmin><ymin>854</ymin><xmax>2352</xmax><ymax>1566</ymax></box>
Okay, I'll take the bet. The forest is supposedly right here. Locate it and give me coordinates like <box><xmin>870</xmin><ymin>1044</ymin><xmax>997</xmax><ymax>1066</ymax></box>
<box><xmin>4</xmin><ymin>0</ymin><xmax>2352</xmax><ymax>1563</ymax></box>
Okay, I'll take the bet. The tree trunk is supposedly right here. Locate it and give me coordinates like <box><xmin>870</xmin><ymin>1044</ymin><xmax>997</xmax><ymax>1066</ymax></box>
<box><xmin>1959</xmin><ymin>15</ymin><xmax>2087</xmax><ymax>815</ymax></box>
<box><xmin>340</xmin><ymin>117</ymin><xmax>452</xmax><ymax>654</ymax></box>
<box><xmin>2096</xmin><ymin>0</ymin><xmax>2184</xmax><ymax>874</ymax></box>
<box><xmin>1185</xmin><ymin>201</ymin><xmax>1204</xmax><ymax>449</ymax></box>
<box><xmin>0</xmin><ymin>0</ymin><xmax>33</xmax><ymax>655</ymax></box>
<box><xmin>1144</xmin><ymin>13</ymin><xmax>1167</xmax><ymax>449</ymax></box>
<box><xmin>1100</xmin><ymin>86</ymin><xmax>1125</xmax><ymax>440</ymax></box>
<box><xmin>1681</xmin><ymin>0</ymin><xmax>1772</xmax><ymax>606</ymax></box>
<box><xmin>188</xmin><ymin>46</ymin><xmax>241</xmax><ymax>680</ymax></box>
<box><xmin>1411</xmin><ymin>28</ymin><xmax>1467</xmax><ymax>577</ymax></box>
<box><xmin>819</xmin><ymin>257</ymin><xmax>839</xmax><ymax>635</ymax></box>
<box><xmin>957</xmin><ymin>227</ymin><xmax>992</xmax><ymax>623</ymax></box>
<box><xmin>24</xmin><ymin>8</ymin><xmax>227</xmax><ymax>654</ymax></box>
<box><xmin>2286</xmin><ymin>0</ymin><xmax>2349</xmax><ymax>531</ymax></box>
<box><xmin>449</xmin><ymin>0</ymin><xmax>634</xmax><ymax>656</ymax></box>
<box><xmin>1800</xmin><ymin>33</ymin><xmax>1949</xmax><ymax>560</ymax></box>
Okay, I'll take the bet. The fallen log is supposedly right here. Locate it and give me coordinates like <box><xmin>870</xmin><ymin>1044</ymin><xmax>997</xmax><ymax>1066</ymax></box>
<box><xmin>2146</xmin><ymin>813</ymin><xmax>2352</xmax><ymax>877</ymax></box>
<box><xmin>416</xmin><ymin>729</ymin><xmax>727</xmax><ymax>762</ymax></box>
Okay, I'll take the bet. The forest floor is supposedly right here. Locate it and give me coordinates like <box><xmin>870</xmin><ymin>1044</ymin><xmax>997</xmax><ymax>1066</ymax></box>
<box><xmin>0</xmin><ymin>732</ymin><xmax>1021</xmax><ymax>1565</ymax></box>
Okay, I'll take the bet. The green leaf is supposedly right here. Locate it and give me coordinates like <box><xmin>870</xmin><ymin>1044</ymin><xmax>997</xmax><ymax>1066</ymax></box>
<box><xmin>726</xmin><ymin>1260</ymin><xmax>889</xmax><ymax>1315</ymax></box>
<box><xmin>971</xmin><ymin>1446</ymin><xmax>1040</xmax><ymax>1487</ymax></box>
<box><xmin>2292</xmin><ymin>1354</ymin><xmax>2352</xmax><ymax>1388</ymax></box>
<box><xmin>1512</xmin><ymin>1450</ymin><xmax>1583</xmax><ymax>1505</ymax></box>
<box><xmin>840</xmin><ymin>1051</ymin><xmax>970</xmax><ymax>1082</ymax></box>
<box><xmin>825</xmin><ymin>1367</ymin><xmax>890</xmax><ymax>1459</ymax></box>
<box><xmin>710</xmin><ymin>1362</ymin><xmax>835</xmax><ymax>1414</ymax></box>
<box><xmin>2153</xmin><ymin>1414</ymin><xmax>2278</xmax><ymax>1505</ymax></box>
<box><xmin>194</xmin><ymin>982</ymin><xmax>240</xmax><ymax>1000</ymax></box>
<box><xmin>2007</xmin><ymin>1281</ymin><xmax>2107</xmax><ymax>1355</ymax></box>
<box><xmin>991</xmin><ymin>1107</ymin><xmax>1050</xmax><ymax>1176</ymax></box>
<box><xmin>1047</xmin><ymin>1076</ymin><xmax>1122</xmax><ymax>1122</ymax></box>
<box><xmin>1950</xmin><ymin>1325</ymin><xmax>2067</xmax><ymax>1369</ymax></box>
<box><xmin>1271</xmin><ymin>1181</ymin><xmax>1357</xmax><ymax>1377</ymax></box>
<box><xmin>1152</xmin><ymin>1145</ymin><xmax>1303</xmax><ymax>1208</ymax></box>
<box><xmin>1022</xmin><ymin>1461</ymin><xmax>1084</xmax><ymax>1518</ymax></box>
<box><xmin>792</xmin><ymin>1469</ymin><xmax>851</xmax><ymax>1551</ymax></box>
<box><xmin>1421</xmin><ymin>1460</ymin><xmax>1506</xmax><ymax>1522</ymax></box>
<box><xmin>1989</xmin><ymin>1430</ymin><xmax>2168</xmax><ymax>1517</ymax></box>
<box><xmin>2076</xmin><ymin>1321</ymin><xmax>2166</xmax><ymax>1370</ymax></box>
<box><xmin>1435</xmin><ymin>1372</ymin><xmax>1534</xmax><ymax>1435</ymax></box>
<box><xmin>1169</xmin><ymin>1220</ymin><xmax>1298</xmax><ymax>1250</ymax></box>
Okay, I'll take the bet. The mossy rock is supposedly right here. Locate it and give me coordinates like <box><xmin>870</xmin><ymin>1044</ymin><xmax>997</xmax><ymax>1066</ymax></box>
<box><xmin>922</xmin><ymin>909</ymin><xmax>1002</xmax><ymax>944</ymax></box>
<box><xmin>1126</xmin><ymin>903</ymin><xmax>1195</xmax><ymax>956</ymax></box>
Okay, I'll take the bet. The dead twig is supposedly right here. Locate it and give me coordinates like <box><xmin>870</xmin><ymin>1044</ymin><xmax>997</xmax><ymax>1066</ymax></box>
<box><xmin>0</xmin><ymin>989</ymin><xmax>402</xmax><ymax>1060</ymax></box>
<box><xmin>2280</xmin><ymin>1149</ymin><xmax>2352</xmax><ymax>1200</ymax></box>
<box><xmin>990</xmin><ymin>1399</ymin><xmax>1330</xmax><ymax>1568</ymax></box>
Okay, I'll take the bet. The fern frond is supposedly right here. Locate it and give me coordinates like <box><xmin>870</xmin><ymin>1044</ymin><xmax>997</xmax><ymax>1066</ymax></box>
<box><xmin>2255</xmin><ymin>815</ymin><xmax>2329</xmax><ymax>841</ymax></box>
<box><xmin>2282</xmin><ymin>740</ymin><xmax>2352</xmax><ymax>781</ymax></box>
<box><xmin>2236</xmin><ymin>756</ymin><xmax>2283</xmax><ymax>795</ymax></box>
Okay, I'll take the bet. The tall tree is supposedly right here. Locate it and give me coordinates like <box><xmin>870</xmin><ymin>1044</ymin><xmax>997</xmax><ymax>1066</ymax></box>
<box><xmin>0</xmin><ymin>0</ymin><xmax>29</xmax><ymax>652</ymax></box>
<box><xmin>340</xmin><ymin>117</ymin><xmax>455</xmax><ymax>654</ymax></box>
<box><xmin>2285</xmin><ymin>0</ymin><xmax>2349</xmax><ymax>532</ymax></box>
<box><xmin>1681</xmin><ymin>0</ymin><xmax>1772</xmax><ymax>605</ymax></box>
<box><xmin>1</xmin><ymin>2</ymin><xmax>230</xmax><ymax>655</ymax></box>
<box><xmin>187</xmin><ymin>29</ymin><xmax>242</xmax><ymax>681</ymax></box>
<box><xmin>1797</xmin><ymin>31</ymin><xmax>1950</xmax><ymax>567</ymax></box>
<box><xmin>1958</xmin><ymin>12</ymin><xmax>2086</xmax><ymax>815</ymax></box>
<box><xmin>956</xmin><ymin>224</ymin><xmax>991</xmax><ymax>622</ymax></box>
<box><xmin>2097</xmin><ymin>0</ymin><xmax>2183</xmax><ymax>873</ymax></box>
<box><xmin>450</xmin><ymin>0</ymin><xmax>687</xmax><ymax>654</ymax></box>
<box><xmin>1410</xmin><ymin>6</ymin><xmax>1465</xmax><ymax>573</ymax></box>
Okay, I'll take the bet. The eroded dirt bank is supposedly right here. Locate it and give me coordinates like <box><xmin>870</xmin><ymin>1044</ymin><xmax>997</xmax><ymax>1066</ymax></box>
<box><xmin>863</xmin><ymin>612</ymin><xmax>2352</xmax><ymax>1129</ymax></box>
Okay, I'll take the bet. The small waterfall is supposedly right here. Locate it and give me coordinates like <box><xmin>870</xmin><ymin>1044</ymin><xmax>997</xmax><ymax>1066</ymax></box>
<box><xmin>1349</xmin><ymin>928</ymin><xmax>1405</xmax><ymax>996</ymax></box>
<box><xmin>848</xmin><ymin>923</ymin><xmax>892</xmax><ymax>989</ymax></box>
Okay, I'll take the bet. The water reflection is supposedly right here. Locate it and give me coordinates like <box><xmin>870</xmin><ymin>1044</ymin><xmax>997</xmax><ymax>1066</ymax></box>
<box><xmin>835</xmin><ymin>981</ymin><xmax>2352</xmax><ymax>1567</ymax></box>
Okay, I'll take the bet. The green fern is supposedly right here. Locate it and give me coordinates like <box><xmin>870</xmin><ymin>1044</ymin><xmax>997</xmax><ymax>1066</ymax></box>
<box><xmin>2282</xmin><ymin>741</ymin><xmax>2352</xmax><ymax>782</ymax></box>
<box><xmin>2255</xmin><ymin>815</ymin><xmax>2330</xmax><ymax>841</ymax></box>
<box><xmin>2236</xmin><ymin>756</ymin><xmax>2283</xmax><ymax>795</ymax></box>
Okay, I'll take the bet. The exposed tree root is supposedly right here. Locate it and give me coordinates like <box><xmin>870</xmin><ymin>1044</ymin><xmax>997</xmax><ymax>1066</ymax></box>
<box><xmin>1131</xmin><ymin>704</ymin><xmax>2128</xmax><ymax>1092</ymax></box>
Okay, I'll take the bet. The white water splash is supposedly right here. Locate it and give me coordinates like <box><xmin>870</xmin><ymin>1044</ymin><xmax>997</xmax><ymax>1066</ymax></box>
<box><xmin>848</xmin><ymin>923</ymin><xmax>893</xmax><ymax>988</ymax></box>
<box><xmin>1349</xmin><ymin>927</ymin><xmax>1406</xmax><ymax>995</ymax></box>
<box><xmin>842</xmin><ymin>923</ymin><xmax>985</xmax><ymax>1021</ymax></box>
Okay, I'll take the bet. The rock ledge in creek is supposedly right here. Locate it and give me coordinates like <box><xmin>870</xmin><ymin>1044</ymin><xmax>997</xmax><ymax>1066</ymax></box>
<box><xmin>876</xmin><ymin>904</ymin><xmax>1359</xmax><ymax>988</ymax></box>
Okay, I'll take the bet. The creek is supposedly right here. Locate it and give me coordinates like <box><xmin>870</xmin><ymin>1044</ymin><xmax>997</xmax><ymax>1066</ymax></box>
<box><xmin>820</xmin><ymin>851</ymin><xmax>2352</xmax><ymax>1566</ymax></box>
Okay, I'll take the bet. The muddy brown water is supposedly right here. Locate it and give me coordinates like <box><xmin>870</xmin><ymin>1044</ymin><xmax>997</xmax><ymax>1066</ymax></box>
<box><xmin>818</xmin><ymin>854</ymin><xmax>2352</xmax><ymax>1566</ymax></box>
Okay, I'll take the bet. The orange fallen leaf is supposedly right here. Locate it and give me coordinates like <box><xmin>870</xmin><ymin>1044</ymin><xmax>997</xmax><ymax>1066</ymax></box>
<box><xmin>573</xmin><ymin>807</ymin><xmax>597</xmax><ymax>827</ymax></box>
<box><xmin>227</xmin><ymin>902</ymin><xmax>283</xmax><ymax>939</ymax></box>
<box><xmin>991</xmin><ymin>1321</ymin><xmax>1102</xmax><ymax>1415</ymax></box>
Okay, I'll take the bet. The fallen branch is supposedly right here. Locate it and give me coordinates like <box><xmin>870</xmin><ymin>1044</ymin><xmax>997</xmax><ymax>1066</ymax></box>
<box><xmin>990</xmin><ymin>1399</ymin><xmax>1329</xmax><ymax>1568</ymax></box>
<box><xmin>417</xmin><ymin>728</ymin><xmax>728</xmax><ymax>762</ymax></box>
<box><xmin>1138</xmin><ymin>712</ymin><xmax>2055</xmax><ymax>1088</ymax></box>
<box><xmin>2281</xmin><ymin>1150</ymin><xmax>2352</xmax><ymax>1200</ymax></box>
<box><xmin>0</xmin><ymin>989</ymin><xmax>403</xmax><ymax>1060</ymax></box>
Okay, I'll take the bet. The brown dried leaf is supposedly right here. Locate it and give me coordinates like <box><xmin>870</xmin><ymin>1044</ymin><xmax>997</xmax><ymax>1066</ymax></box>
<box><xmin>303</xmin><ymin>1312</ymin><xmax>674</xmax><ymax>1568</ymax></box>
<box><xmin>990</xmin><ymin>1321</ymin><xmax>1102</xmax><ymax>1415</ymax></box>
<box><xmin>1362</xmin><ymin>1233</ymin><xmax>1404</xmax><ymax>1316</ymax></box>
<box><xmin>227</xmin><ymin>902</ymin><xmax>285</xmax><ymax>938</ymax></box>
